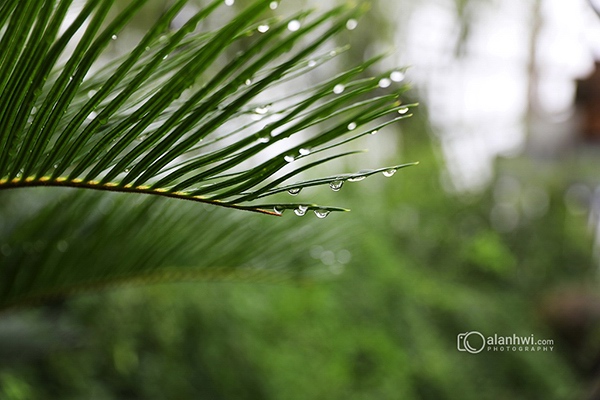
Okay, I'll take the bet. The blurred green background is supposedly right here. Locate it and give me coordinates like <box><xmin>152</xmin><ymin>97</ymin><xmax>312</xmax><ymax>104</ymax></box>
<box><xmin>2</xmin><ymin>0</ymin><xmax>600</xmax><ymax>399</ymax></box>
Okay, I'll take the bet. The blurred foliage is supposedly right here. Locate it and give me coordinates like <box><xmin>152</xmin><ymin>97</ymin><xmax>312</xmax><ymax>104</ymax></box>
<box><xmin>0</xmin><ymin>115</ymin><xmax>594</xmax><ymax>399</ymax></box>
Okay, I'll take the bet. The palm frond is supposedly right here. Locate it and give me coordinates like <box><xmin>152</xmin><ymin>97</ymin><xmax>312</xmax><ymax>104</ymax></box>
<box><xmin>0</xmin><ymin>187</ymin><xmax>348</xmax><ymax>309</ymax></box>
<box><xmin>0</xmin><ymin>0</ymin><xmax>414</xmax><ymax>216</ymax></box>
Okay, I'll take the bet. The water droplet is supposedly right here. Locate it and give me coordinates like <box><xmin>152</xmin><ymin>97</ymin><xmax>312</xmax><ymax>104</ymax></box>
<box><xmin>288</xmin><ymin>187</ymin><xmax>301</xmax><ymax>196</ymax></box>
<box><xmin>294</xmin><ymin>205</ymin><xmax>308</xmax><ymax>216</ymax></box>
<box><xmin>269</xmin><ymin>1</ymin><xmax>278</xmax><ymax>9</ymax></box>
<box><xmin>31</xmin><ymin>106</ymin><xmax>37</xmax><ymax>114</ymax></box>
<box><xmin>314</xmin><ymin>209</ymin><xmax>330</xmax><ymax>219</ymax></box>
<box><xmin>378</xmin><ymin>78</ymin><xmax>391</xmax><ymax>88</ymax></box>
<box><xmin>162</xmin><ymin>54</ymin><xmax>169</xmax><ymax>60</ymax></box>
<box><xmin>111</xmin><ymin>34</ymin><xmax>117</xmax><ymax>40</ymax></box>
<box><xmin>308</xmin><ymin>60</ymin><xmax>317</xmax><ymax>67</ymax></box>
<box><xmin>346</xmin><ymin>19</ymin><xmax>358</xmax><ymax>30</ymax></box>
<box><xmin>258</xmin><ymin>24</ymin><xmax>269</xmax><ymax>33</ymax></box>
<box><xmin>370</xmin><ymin>130</ymin><xmax>378</xmax><ymax>135</ymax></box>
<box><xmin>68</xmin><ymin>76</ymin><xmax>73</xmax><ymax>82</ymax></box>
<box><xmin>347</xmin><ymin>122</ymin><xmax>357</xmax><ymax>131</ymax></box>
<box><xmin>329</xmin><ymin>180</ymin><xmax>344</xmax><ymax>191</ymax></box>
<box><xmin>284</xmin><ymin>155</ymin><xmax>295</xmax><ymax>163</ymax></box>
<box><xmin>245</xmin><ymin>79</ymin><xmax>252</xmax><ymax>86</ymax></box>
<box><xmin>390</xmin><ymin>71</ymin><xmax>405</xmax><ymax>82</ymax></box>
<box><xmin>224</xmin><ymin>0</ymin><xmax>234</xmax><ymax>5</ymax></box>
<box><xmin>159</xmin><ymin>35</ymin><xmax>168</xmax><ymax>42</ymax></box>
<box><xmin>333</xmin><ymin>84</ymin><xmax>345</xmax><ymax>94</ymax></box>
<box><xmin>398</xmin><ymin>107</ymin><xmax>409</xmax><ymax>114</ymax></box>
<box><xmin>274</xmin><ymin>206</ymin><xmax>284</xmax><ymax>215</ymax></box>
<box><xmin>329</xmin><ymin>50</ymin><xmax>337</xmax><ymax>57</ymax></box>
<box><xmin>287</xmin><ymin>20</ymin><xmax>301</xmax><ymax>32</ymax></box>
<box><xmin>382</xmin><ymin>168</ymin><xmax>397</xmax><ymax>177</ymax></box>
<box><xmin>87</xmin><ymin>111</ymin><xmax>98</xmax><ymax>120</ymax></box>
<box><xmin>299</xmin><ymin>148</ymin><xmax>311</xmax><ymax>156</ymax></box>
<box><xmin>87</xmin><ymin>89</ymin><xmax>97</xmax><ymax>98</ymax></box>
<box><xmin>124</xmin><ymin>168</ymin><xmax>130</xmax><ymax>173</ymax></box>
<box><xmin>258</xmin><ymin>133</ymin><xmax>270</xmax><ymax>143</ymax></box>
<box><xmin>254</xmin><ymin>105</ymin><xmax>269</xmax><ymax>115</ymax></box>
<box><xmin>145</xmin><ymin>46</ymin><xmax>150</xmax><ymax>51</ymax></box>
<box><xmin>348</xmin><ymin>175</ymin><xmax>366</xmax><ymax>182</ymax></box>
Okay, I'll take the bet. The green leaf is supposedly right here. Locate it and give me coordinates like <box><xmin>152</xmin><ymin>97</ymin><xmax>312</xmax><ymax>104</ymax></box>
<box><xmin>0</xmin><ymin>0</ymin><xmax>415</xmax><ymax>215</ymax></box>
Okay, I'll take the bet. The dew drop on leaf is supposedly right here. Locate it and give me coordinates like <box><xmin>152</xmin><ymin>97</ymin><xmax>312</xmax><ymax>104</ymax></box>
<box><xmin>379</xmin><ymin>78</ymin><xmax>391</xmax><ymax>88</ymax></box>
<box><xmin>269</xmin><ymin>1</ymin><xmax>278</xmax><ymax>9</ymax></box>
<box><xmin>314</xmin><ymin>209</ymin><xmax>330</xmax><ymax>219</ymax></box>
<box><xmin>284</xmin><ymin>155</ymin><xmax>295</xmax><ymax>163</ymax></box>
<box><xmin>294</xmin><ymin>205</ymin><xmax>308</xmax><ymax>216</ymax></box>
<box><xmin>299</xmin><ymin>148</ymin><xmax>311</xmax><ymax>156</ymax></box>
<box><xmin>288</xmin><ymin>187</ymin><xmax>301</xmax><ymax>196</ymax></box>
<box><xmin>287</xmin><ymin>20</ymin><xmax>301</xmax><ymax>32</ymax></box>
<box><xmin>390</xmin><ymin>71</ymin><xmax>405</xmax><ymax>82</ymax></box>
<box><xmin>346</xmin><ymin>19</ymin><xmax>358</xmax><ymax>30</ymax></box>
<box><xmin>382</xmin><ymin>169</ymin><xmax>397</xmax><ymax>177</ymax></box>
<box><xmin>333</xmin><ymin>84</ymin><xmax>345</xmax><ymax>94</ymax></box>
<box><xmin>329</xmin><ymin>180</ymin><xmax>344</xmax><ymax>191</ymax></box>
<box><xmin>398</xmin><ymin>107</ymin><xmax>409</xmax><ymax>114</ymax></box>
<box><xmin>224</xmin><ymin>0</ymin><xmax>234</xmax><ymax>6</ymax></box>
<box><xmin>347</xmin><ymin>122</ymin><xmax>357</xmax><ymax>130</ymax></box>
<box><xmin>258</xmin><ymin>24</ymin><xmax>269</xmax><ymax>33</ymax></box>
<box><xmin>111</xmin><ymin>34</ymin><xmax>117</xmax><ymax>40</ymax></box>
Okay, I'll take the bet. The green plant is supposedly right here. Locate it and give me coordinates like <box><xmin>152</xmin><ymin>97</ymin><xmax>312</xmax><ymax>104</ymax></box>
<box><xmin>0</xmin><ymin>0</ymin><xmax>414</xmax><ymax>308</ymax></box>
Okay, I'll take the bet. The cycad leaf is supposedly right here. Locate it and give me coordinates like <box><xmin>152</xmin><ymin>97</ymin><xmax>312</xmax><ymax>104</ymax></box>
<box><xmin>0</xmin><ymin>188</ymin><xmax>347</xmax><ymax>310</ymax></box>
<box><xmin>0</xmin><ymin>0</ymin><xmax>415</xmax><ymax>215</ymax></box>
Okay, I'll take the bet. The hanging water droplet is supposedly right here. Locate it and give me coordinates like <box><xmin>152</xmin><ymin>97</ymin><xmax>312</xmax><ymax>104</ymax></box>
<box><xmin>254</xmin><ymin>105</ymin><xmax>269</xmax><ymax>115</ymax></box>
<box><xmin>68</xmin><ymin>76</ymin><xmax>73</xmax><ymax>82</ymax></box>
<box><xmin>159</xmin><ymin>35</ymin><xmax>168</xmax><ymax>42</ymax></box>
<box><xmin>269</xmin><ymin>1</ymin><xmax>278</xmax><ymax>9</ymax></box>
<box><xmin>346</xmin><ymin>19</ymin><xmax>358</xmax><ymax>30</ymax></box>
<box><xmin>333</xmin><ymin>84</ymin><xmax>345</xmax><ymax>94</ymax></box>
<box><xmin>124</xmin><ymin>168</ymin><xmax>130</xmax><ymax>173</ymax></box>
<box><xmin>390</xmin><ymin>70</ymin><xmax>405</xmax><ymax>82</ymax></box>
<box><xmin>111</xmin><ymin>34</ymin><xmax>117</xmax><ymax>40</ymax></box>
<box><xmin>348</xmin><ymin>175</ymin><xmax>366</xmax><ymax>182</ymax></box>
<box><xmin>329</xmin><ymin>180</ymin><xmax>344</xmax><ymax>191</ymax></box>
<box><xmin>245</xmin><ymin>79</ymin><xmax>252</xmax><ymax>86</ymax></box>
<box><xmin>287</xmin><ymin>20</ymin><xmax>301</xmax><ymax>32</ymax></box>
<box><xmin>294</xmin><ymin>205</ymin><xmax>308</xmax><ymax>216</ymax></box>
<box><xmin>370</xmin><ymin>130</ymin><xmax>378</xmax><ymax>135</ymax></box>
<box><xmin>379</xmin><ymin>78</ymin><xmax>391</xmax><ymax>88</ymax></box>
<box><xmin>382</xmin><ymin>168</ymin><xmax>397</xmax><ymax>177</ymax></box>
<box><xmin>314</xmin><ymin>209</ymin><xmax>330</xmax><ymax>219</ymax></box>
<box><xmin>258</xmin><ymin>24</ymin><xmax>269</xmax><ymax>33</ymax></box>
<box><xmin>258</xmin><ymin>133</ymin><xmax>270</xmax><ymax>143</ymax></box>
<box><xmin>347</xmin><ymin>122</ymin><xmax>357</xmax><ymax>131</ymax></box>
<box><xmin>398</xmin><ymin>107</ymin><xmax>409</xmax><ymax>114</ymax></box>
<box><xmin>224</xmin><ymin>0</ymin><xmax>234</xmax><ymax>5</ymax></box>
<box><xmin>299</xmin><ymin>148</ymin><xmax>311</xmax><ymax>156</ymax></box>
<box><xmin>288</xmin><ymin>187</ymin><xmax>301</xmax><ymax>196</ymax></box>
<box><xmin>87</xmin><ymin>111</ymin><xmax>98</xmax><ymax>120</ymax></box>
<box><xmin>308</xmin><ymin>59</ymin><xmax>316</xmax><ymax>67</ymax></box>
<box><xmin>284</xmin><ymin>155</ymin><xmax>295</xmax><ymax>163</ymax></box>
<box><xmin>274</xmin><ymin>206</ymin><xmax>284</xmax><ymax>215</ymax></box>
<box><xmin>87</xmin><ymin>89</ymin><xmax>97</xmax><ymax>98</ymax></box>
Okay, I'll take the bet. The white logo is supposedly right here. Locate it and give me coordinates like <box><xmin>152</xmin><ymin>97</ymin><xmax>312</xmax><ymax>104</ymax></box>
<box><xmin>457</xmin><ymin>331</ymin><xmax>486</xmax><ymax>354</ymax></box>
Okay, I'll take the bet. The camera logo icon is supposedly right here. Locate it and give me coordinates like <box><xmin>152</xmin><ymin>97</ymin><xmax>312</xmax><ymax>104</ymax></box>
<box><xmin>457</xmin><ymin>331</ymin><xmax>486</xmax><ymax>354</ymax></box>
